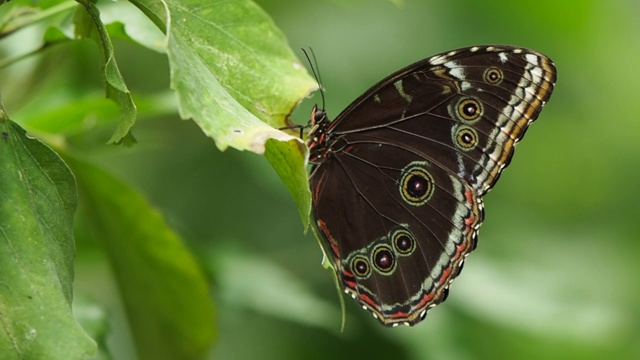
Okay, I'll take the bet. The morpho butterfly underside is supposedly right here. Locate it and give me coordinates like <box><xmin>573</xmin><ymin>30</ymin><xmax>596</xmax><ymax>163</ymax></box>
<box><xmin>306</xmin><ymin>45</ymin><xmax>556</xmax><ymax>327</ymax></box>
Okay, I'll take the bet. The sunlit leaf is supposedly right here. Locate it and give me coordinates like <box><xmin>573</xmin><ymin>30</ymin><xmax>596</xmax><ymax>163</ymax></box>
<box><xmin>129</xmin><ymin>0</ymin><xmax>316</xmax><ymax>224</ymax></box>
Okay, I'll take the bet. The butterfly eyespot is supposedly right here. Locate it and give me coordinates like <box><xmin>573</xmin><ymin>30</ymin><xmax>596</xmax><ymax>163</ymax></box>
<box><xmin>455</xmin><ymin>98</ymin><xmax>483</xmax><ymax>123</ymax></box>
<box><xmin>452</xmin><ymin>125</ymin><xmax>479</xmax><ymax>151</ymax></box>
<box><xmin>399</xmin><ymin>162</ymin><xmax>435</xmax><ymax>206</ymax></box>
<box><xmin>483</xmin><ymin>67</ymin><xmax>503</xmax><ymax>85</ymax></box>
<box><xmin>392</xmin><ymin>229</ymin><xmax>416</xmax><ymax>255</ymax></box>
<box><xmin>372</xmin><ymin>245</ymin><xmax>396</xmax><ymax>274</ymax></box>
<box><xmin>351</xmin><ymin>256</ymin><xmax>371</xmax><ymax>278</ymax></box>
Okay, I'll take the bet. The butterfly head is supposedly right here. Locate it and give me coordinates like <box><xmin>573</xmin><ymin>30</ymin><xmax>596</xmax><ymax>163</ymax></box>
<box><xmin>311</xmin><ymin>105</ymin><xmax>328</xmax><ymax>126</ymax></box>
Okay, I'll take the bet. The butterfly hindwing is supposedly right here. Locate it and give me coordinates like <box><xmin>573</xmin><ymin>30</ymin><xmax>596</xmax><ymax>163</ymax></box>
<box><xmin>311</xmin><ymin>143</ymin><xmax>481</xmax><ymax>325</ymax></box>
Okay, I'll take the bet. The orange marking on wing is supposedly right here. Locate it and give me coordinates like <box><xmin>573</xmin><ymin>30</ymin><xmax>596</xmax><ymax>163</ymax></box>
<box><xmin>390</xmin><ymin>311</ymin><xmax>409</xmax><ymax>319</ymax></box>
<box><xmin>439</xmin><ymin>268</ymin><xmax>452</xmax><ymax>286</ymax></box>
<box><xmin>317</xmin><ymin>219</ymin><xmax>341</xmax><ymax>257</ymax></box>
<box><xmin>344</xmin><ymin>280</ymin><xmax>357</xmax><ymax>289</ymax></box>
<box><xmin>312</xmin><ymin>175</ymin><xmax>325</xmax><ymax>203</ymax></box>
<box><xmin>465</xmin><ymin>216</ymin><xmax>475</xmax><ymax>226</ymax></box>
<box><xmin>415</xmin><ymin>292</ymin><xmax>435</xmax><ymax>309</ymax></box>
<box><xmin>464</xmin><ymin>215</ymin><xmax>475</xmax><ymax>232</ymax></box>
<box><xmin>452</xmin><ymin>244</ymin><xmax>464</xmax><ymax>260</ymax></box>
<box><xmin>465</xmin><ymin>188</ymin><xmax>474</xmax><ymax>204</ymax></box>
<box><xmin>343</xmin><ymin>269</ymin><xmax>354</xmax><ymax>278</ymax></box>
<box><xmin>359</xmin><ymin>293</ymin><xmax>379</xmax><ymax>309</ymax></box>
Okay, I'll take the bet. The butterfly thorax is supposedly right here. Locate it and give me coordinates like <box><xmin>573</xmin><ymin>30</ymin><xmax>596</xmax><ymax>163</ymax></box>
<box><xmin>307</xmin><ymin>106</ymin><xmax>334</xmax><ymax>164</ymax></box>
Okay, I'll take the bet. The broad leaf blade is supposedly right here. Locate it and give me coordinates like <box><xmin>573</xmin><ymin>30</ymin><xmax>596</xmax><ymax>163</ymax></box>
<box><xmin>130</xmin><ymin>0</ymin><xmax>316</xmax><ymax>223</ymax></box>
<box><xmin>0</xmin><ymin>118</ymin><xmax>96</xmax><ymax>359</ymax></box>
<box><xmin>68</xmin><ymin>157</ymin><xmax>216</xmax><ymax>360</ymax></box>
<box><xmin>161</xmin><ymin>0</ymin><xmax>317</xmax><ymax>152</ymax></box>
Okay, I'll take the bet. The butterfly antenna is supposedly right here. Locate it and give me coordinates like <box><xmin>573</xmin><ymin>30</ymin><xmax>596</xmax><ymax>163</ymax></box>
<box><xmin>302</xmin><ymin>47</ymin><xmax>326</xmax><ymax>111</ymax></box>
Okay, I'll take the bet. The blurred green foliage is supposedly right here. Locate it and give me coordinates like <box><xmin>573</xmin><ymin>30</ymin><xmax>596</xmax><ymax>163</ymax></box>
<box><xmin>1</xmin><ymin>0</ymin><xmax>638</xmax><ymax>359</ymax></box>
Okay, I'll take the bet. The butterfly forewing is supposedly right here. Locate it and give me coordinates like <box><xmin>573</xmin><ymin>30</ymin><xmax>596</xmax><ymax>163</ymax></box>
<box><xmin>308</xmin><ymin>45</ymin><xmax>556</xmax><ymax>326</ymax></box>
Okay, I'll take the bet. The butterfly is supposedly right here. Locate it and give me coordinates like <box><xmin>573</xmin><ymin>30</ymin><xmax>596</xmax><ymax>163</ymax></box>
<box><xmin>306</xmin><ymin>45</ymin><xmax>556</xmax><ymax>326</ymax></box>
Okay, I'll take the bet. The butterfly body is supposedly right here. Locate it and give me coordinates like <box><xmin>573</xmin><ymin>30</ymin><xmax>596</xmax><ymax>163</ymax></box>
<box><xmin>307</xmin><ymin>45</ymin><xmax>556</xmax><ymax>326</ymax></box>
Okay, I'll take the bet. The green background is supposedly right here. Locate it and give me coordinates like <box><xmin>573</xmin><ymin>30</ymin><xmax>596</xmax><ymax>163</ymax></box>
<box><xmin>5</xmin><ymin>0</ymin><xmax>640</xmax><ymax>359</ymax></box>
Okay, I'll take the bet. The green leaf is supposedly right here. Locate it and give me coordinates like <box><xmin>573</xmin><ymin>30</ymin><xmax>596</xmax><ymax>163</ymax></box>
<box><xmin>67</xmin><ymin>156</ymin><xmax>216</xmax><ymax>360</ymax></box>
<box><xmin>129</xmin><ymin>0</ymin><xmax>316</xmax><ymax>224</ymax></box>
<box><xmin>0</xmin><ymin>0</ymin><xmax>76</xmax><ymax>37</ymax></box>
<box><xmin>128</xmin><ymin>0</ymin><xmax>318</xmax><ymax>151</ymax></box>
<box><xmin>265</xmin><ymin>139</ymin><xmax>311</xmax><ymax>227</ymax></box>
<box><xmin>75</xmin><ymin>0</ymin><xmax>138</xmax><ymax>145</ymax></box>
<box><xmin>163</xmin><ymin>0</ymin><xmax>316</xmax><ymax>151</ymax></box>
<box><xmin>0</xmin><ymin>116</ymin><xmax>96</xmax><ymax>359</ymax></box>
<box><xmin>0</xmin><ymin>1</ymin><xmax>77</xmax><ymax>70</ymax></box>
<box><xmin>73</xmin><ymin>296</ymin><xmax>110</xmax><ymax>360</ymax></box>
